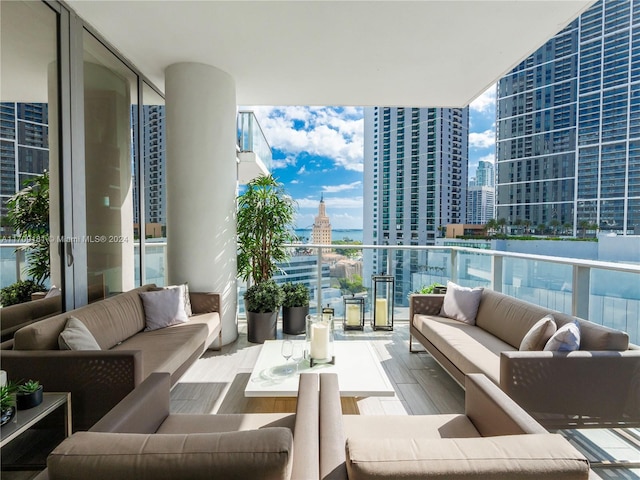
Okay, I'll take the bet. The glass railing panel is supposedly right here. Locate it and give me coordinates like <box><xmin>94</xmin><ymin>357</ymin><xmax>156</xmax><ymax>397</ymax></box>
<box><xmin>411</xmin><ymin>249</ymin><xmax>451</xmax><ymax>293</ymax></box>
<box><xmin>590</xmin><ymin>268</ymin><xmax>640</xmax><ymax>344</ymax></box>
<box><xmin>0</xmin><ymin>243</ymin><xmax>25</xmax><ymax>290</ymax></box>
<box><xmin>502</xmin><ymin>257</ymin><xmax>573</xmax><ymax>314</ymax></box>
<box><xmin>456</xmin><ymin>250</ymin><xmax>492</xmax><ymax>288</ymax></box>
<box><xmin>237</xmin><ymin>111</ymin><xmax>272</xmax><ymax>172</ymax></box>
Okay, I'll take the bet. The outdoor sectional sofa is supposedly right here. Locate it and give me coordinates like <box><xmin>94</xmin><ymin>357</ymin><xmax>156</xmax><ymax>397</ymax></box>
<box><xmin>36</xmin><ymin>372</ymin><xmax>319</xmax><ymax>480</ymax></box>
<box><xmin>409</xmin><ymin>287</ymin><xmax>640</xmax><ymax>428</ymax></box>
<box><xmin>0</xmin><ymin>294</ymin><xmax>62</xmax><ymax>344</ymax></box>
<box><xmin>0</xmin><ymin>284</ymin><xmax>221</xmax><ymax>431</ymax></box>
<box><xmin>319</xmin><ymin>372</ymin><xmax>589</xmax><ymax>480</ymax></box>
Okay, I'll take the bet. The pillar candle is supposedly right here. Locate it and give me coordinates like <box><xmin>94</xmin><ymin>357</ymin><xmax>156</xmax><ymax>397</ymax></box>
<box><xmin>0</xmin><ymin>370</ymin><xmax>6</xmax><ymax>387</ymax></box>
<box><xmin>375</xmin><ymin>298</ymin><xmax>388</xmax><ymax>326</ymax></box>
<box><xmin>310</xmin><ymin>322</ymin><xmax>330</xmax><ymax>359</ymax></box>
<box><xmin>346</xmin><ymin>304</ymin><xmax>361</xmax><ymax>326</ymax></box>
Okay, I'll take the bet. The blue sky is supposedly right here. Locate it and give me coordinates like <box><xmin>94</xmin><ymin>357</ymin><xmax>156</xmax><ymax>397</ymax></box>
<box><xmin>247</xmin><ymin>85</ymin><xmax>496</xmax><ymax>230</ymax></box>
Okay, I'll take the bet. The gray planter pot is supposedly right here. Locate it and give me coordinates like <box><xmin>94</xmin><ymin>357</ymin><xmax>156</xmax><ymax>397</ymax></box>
<box><xmin>247</xmin><ymin>310</ymin><xmax>278</xmax><ymax>344</ymax></box>
<box><xmin>282</xmin><ymin>306</ymin><xmax>308</xmax><ymax>335</ymax></box>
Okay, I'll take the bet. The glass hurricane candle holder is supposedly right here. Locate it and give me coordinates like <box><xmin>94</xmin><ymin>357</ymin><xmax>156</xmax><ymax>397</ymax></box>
<box><xmin>371</xmin><ymin>275</ymin><xmax>394</xmax><ymax>331</ymax></box>
<box><xmin>305</xmin><ymin>314</ymin><xmax>335</xmax><ymax>367</ymax></box>
<box><xmin>343</xmin><ymin>295</ymin><xmax>365</xmax><ymax>331</ymax></box>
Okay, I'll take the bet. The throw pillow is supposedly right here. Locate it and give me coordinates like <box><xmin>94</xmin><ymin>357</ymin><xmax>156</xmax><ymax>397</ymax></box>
<box><xmin>519</xmin><ymin>314</ymin><xmax>557</xmax><ymax>351</ymax></box>
<box><xmin>59</xmin><ymin>317</ymin><xmax>101</xmax><ymax>350</ymax></box>
<box><xmin>45</xmin><ymin>285</ymin><xmax>62</xmax><ymax>298</ymax></box>
<box><xmin>544</xmin><ymin>320</ymin><xmax>581</xmax><ymax>351</ymax></box>
<box><xmin>440</xmin><ymin>281</ymin><xmax>484</xmax><ymax>325</ymax></box>
<box><xmin>153</xmin><ymin>283</ymin><xmax>192</xmax><ymax>317</ymax></box>
<box><xmin>139</xmin><ymin>287</ymin><xmax>188</xmax><ymax>331</ymax></box>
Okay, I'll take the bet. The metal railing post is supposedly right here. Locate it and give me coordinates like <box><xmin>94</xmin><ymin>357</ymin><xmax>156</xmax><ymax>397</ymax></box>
<box><xmin>450</xmin><ymin>249</ymin><xmax>458</xmax><ymax>284</ymax></box>
<box><xmin>572</xmin><ymin>265</ymin><xmax>590</xmax><ymax>319</ymax></box>
<box><xmin>492</xmin><ymin>254</ymin><xmax>503</xmax><ymax>292</ymax></box>
<box><xmin>316</xmin><ymin>246</ymin><xmax>323</xmax><ymax>312</ymax></box>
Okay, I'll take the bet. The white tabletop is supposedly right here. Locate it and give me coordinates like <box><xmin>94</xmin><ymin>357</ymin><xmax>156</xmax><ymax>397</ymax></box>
<box><xmin>245</xmin><ymin>340</ymin><xmax>395</xmax><ymax>398</ymax></box>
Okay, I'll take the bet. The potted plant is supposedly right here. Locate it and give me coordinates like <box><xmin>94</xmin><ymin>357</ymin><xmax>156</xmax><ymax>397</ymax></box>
<box><xmin>409</xmin><ymin>282</ymin><xmax>447</xmax><ymax>298</ymax></box>
<box><xmin>237</xmin><ymin>174</ymin><xmax>296</xmax><ymax>343</ymax></box>
<box><xmin>16</xmin><ymin>379</ymin><xmax>43</xmax><ymax>410</ymax></box>
<box><xmin>244</xmin><ymin>280</ymin><xmax>285</xmax><ymax>343</ymax></box>
<box><xmin>282</xmin><ymin>282</ymin><xmax>310</xmax><ymax>335</ymax></box>
<box><xmin>0</xmin><ymin>381</ymin><xmax>18</xmax><ymax>426</ymax></box>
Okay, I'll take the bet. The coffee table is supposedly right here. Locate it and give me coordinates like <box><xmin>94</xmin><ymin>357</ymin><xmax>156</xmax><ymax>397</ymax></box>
<box><xmin>245</xmin><ymin>340</ymin><xmax>394</xmax><ymax>413</ymax></box>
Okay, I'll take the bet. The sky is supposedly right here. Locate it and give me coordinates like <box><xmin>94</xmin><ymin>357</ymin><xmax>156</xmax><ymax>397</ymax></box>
<box><xmin>246</xmin><ymin>85</ymin><xmax>496</xmax><ymax>230</ymax></box>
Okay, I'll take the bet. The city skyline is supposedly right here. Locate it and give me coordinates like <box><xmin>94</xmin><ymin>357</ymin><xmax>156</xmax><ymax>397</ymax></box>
<box><xmin>247</xmin><ymin>86</ymin><xmax>496</xmax><ymax>229</ymax></box>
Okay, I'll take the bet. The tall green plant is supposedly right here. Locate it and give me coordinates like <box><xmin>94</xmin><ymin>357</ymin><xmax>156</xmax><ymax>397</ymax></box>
<box><xmin>7</xmin><ymin>172</ymin><xmax>50</xmax><ymax>284</ymax></box>
<box><xmin>237</xmin><ymin>175</ymin><xmax>296</xmax><ymax>284</ymax></box>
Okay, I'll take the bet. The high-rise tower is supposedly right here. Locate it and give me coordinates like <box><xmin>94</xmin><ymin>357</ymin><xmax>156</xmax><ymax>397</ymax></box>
<box><xmin>0</xmin><ymin>103</ymin><xmax>49</xmax><ymax>236</ymax></box>
<box><xmin>312</xmin><ymin>194</ymin><xmax>332</xmax><ymax>246</ymax></box>
<box><xmin>496</xmin><ymin>0</ymin><xmax>640</xmax><ymax>234</ymax></box>
<box><xmin>363</xmin><ymin>107</ymin><xmax>469</xmax><ymax>304</ymax></box>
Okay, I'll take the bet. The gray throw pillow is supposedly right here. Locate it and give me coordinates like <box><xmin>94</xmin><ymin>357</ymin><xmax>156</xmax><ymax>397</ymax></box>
<box><xmin>544</xmin><ymin>320</ymin><xmax>581</xmax><ymax>351</ymax></box>
<box><xmin>155</xmin><ymin>283</ymin><xmax>192</xmax><ymax>317</ymax></box>
<box><xmin>519</xmin><ymin>314</ymin><xmax>557</xmax><ymax>351</ymax></box>
<box><xmin>59</xmin><ymin>317</ymin><xmax>101</xmax><ymax>350</ymax></box>
<box><xmin>440</xmin><ymin>281</ymin><xmax>484</xmax><ymax>325</ymax></box>
<box><xmin>139</xmin><ymin>288</ymin><xmax>188</xmax><ymax>331</ymax></box>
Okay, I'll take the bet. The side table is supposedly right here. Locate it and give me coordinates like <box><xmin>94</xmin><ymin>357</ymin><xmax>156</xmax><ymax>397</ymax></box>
<box><xmin>1</xmin><ymin>392</ymin><xmax>72</xmax><ymax>470</ymax></box>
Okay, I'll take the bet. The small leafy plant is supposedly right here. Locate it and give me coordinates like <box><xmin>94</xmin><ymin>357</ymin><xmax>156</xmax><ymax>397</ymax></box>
<box><xmin>18</xmin><ymin>380</ymin><xmax>41</xmax><ymax>394</ymax></box>
<box><xmin>410</xmin><ymin>282</ymin><xmax>447</xmax><ymax>297</ymax></box>
<box><xmin>0</xmin><ymin>382</ymin><xmax>18</xmax><ymax>411</ymax></box>
<box><xmin>0</xmin><ymin>279</ymin><xmax>46</xmax><ymax>306</ymax></box>
<box><xmin>244</xmin><ymin>280</ymin><xmax>284</xmax><ymax>313</ymax></box>
<box><xmin>281</xmin><ymin>283</ymin><xmax>310</xmax><ymax>308</ymax></box>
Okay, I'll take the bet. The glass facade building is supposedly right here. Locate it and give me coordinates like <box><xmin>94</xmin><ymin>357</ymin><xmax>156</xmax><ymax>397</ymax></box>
<box><xmin>496</xmin><ymin>0</ymin><xmax>640</xmax><ymax>234</ymax></box>
<box><xmin>0</xmin><ymin>103</ymin><xmax>49</xmax><ymax>236</ymax></box>
<box><xmin>363</xmin><ymin>107</ymin><xmax>469</xmax><ymax>304</ymax></box>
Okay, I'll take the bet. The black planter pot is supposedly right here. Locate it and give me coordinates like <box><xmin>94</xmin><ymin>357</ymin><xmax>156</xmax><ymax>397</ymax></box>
<box><xmin>282</xmin><ymin>306</ymin><xmax>308</xmax><ymax>335</ymax></box>
<box><xmin>0</xmin><ymin>406</ymin><xmax>15</xmax><ymax>426</ymax></box>
<box><xmin>16</xmin><ymin>386</ymin><xmax>43</xmax><ymax>410</ymax></box>
<box><xmin>247</xmin><ymin>311</ymin><xmax>278</xmax><ymax>344</ymax></box>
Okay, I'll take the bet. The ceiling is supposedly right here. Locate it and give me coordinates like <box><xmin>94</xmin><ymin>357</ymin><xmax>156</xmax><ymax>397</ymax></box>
<box><xmin>49</xmin><ymin>1</ymin><xmax>597</xmax><ymax>106</ymax></box>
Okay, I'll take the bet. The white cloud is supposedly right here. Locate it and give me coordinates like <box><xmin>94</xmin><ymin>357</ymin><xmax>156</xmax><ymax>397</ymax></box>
<box><xmin>322</xmin><ymin>181</ymin><xmax>361</xmax><ymax>193</ymax></box>
<box><xmin>297</xmin><ymin>165</ymin><xmax>307</xmax><ymax>175</ymax></box>
<box><xmin>469</xmin><ymin>129</ymin><xmax>495</xmax><ymax>149</ymax></box>
<box><xmin>297</xmin><ymin>195</ymin><xmax>363</xmax><ymax>210</ymax></box>
<box><xmin>330</xmin><ymin>212</ymin><xmax>363</xmax><ymax>230</ymax></box>
<box><xmin>243</xmin><ymin>106</ymin><xmax>364</xmax><ymax>172</ymax></box>
<box><xmin>470</xmin><ymin>85</ymin><xmax>496</xmax><ymax>113</ymax></box>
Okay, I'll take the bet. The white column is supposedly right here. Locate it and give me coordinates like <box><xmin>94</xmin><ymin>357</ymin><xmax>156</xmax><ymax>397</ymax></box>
<box><xmin>165</xmin><ymin>63</ymin><xmax>238</xmax><ymax>346</ymax></box>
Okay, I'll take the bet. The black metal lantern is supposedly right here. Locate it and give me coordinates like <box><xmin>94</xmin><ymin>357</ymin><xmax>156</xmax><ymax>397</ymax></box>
<box><xmin>343</xmin><ymin>295</ymin><xmax>365</xmax><ymax>331</ymax></box>
<box><xmin>371</xmin><ymin>275</ymin><xmax>394</xmax><ymax>331</ymax></box>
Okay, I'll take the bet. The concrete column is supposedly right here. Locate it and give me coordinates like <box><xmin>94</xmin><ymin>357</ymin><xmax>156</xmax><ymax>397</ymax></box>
<box><xmin>165</xmin><ymin>63</ymin><xmax>238</xmax><ymax>346</ymax></box>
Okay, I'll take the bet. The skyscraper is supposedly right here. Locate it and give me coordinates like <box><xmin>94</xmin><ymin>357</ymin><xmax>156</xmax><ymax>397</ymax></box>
<box><xmin>467</xmin><ymin>186</ymin><xmax>495</xmax><ymax>224</ymax></box>
<box><xmin>0</xmin><ymin>103</ymin><xmax>49</xmax><ymax>236</ymax></box>
<box><xmin>363</xmin><ymin>107</ymin><xmax>468</xmax><ymax>303</ymax></box>
<box><xmin>474</xmin><ymin>160</ymin><xmax>495</xmax><ymax>188</ymax></box>
<box><xmin>496</xmin><ymin>0</ymin><xmax>640</xmax><ymax>234</ymax></box>
<box><xmin>312</xmin><ymin>194</ymin><xmax>332</xmax><ymax>246</ymax></box>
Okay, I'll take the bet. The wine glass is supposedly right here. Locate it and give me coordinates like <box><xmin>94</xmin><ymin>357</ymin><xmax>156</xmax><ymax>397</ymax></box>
<box><xmin>291</xmin><ymin>343</ymin><xmax>304</xmax><ymax>374</ymax></box>
<box><xmin>281</xmin><ymin>340</ymin><xmax>293</xmax><ymax>374</ymax></box>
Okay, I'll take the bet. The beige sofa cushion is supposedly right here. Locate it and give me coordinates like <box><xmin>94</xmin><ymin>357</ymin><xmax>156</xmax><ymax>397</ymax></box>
<box><xmin>111</xmin><ymin>322</ymin><xmax>208</xmax><ymax>379</ymax></box>
<box><xmin>413</xmin><ymin>314</ymin><xmax>515</xmax><ymax>384</ymax></box>
<box><xmin>14</xmin><ymin>285</ymin><xmax>154</xmax><ymax>350</ymax></box>
<box><xmin>345</xmin><ymin>433</ymin><xmax>589</xmax><ymax>480</ymax></box>
<box><xmin>47</xmin><ymin>429</ymin><xmax>293</xmax><ymax>480</ymax></box>
<box><xmin>343</xmin><ymin>414</ymin><xmax>481</xmax><ymax>440</ymax></box>
<box><xmin>475</xmin><ymin>290</ymin><xmax>553</xmax><ymax>349</ymax></box>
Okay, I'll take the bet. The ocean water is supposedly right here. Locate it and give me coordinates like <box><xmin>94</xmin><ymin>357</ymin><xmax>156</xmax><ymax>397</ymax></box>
<box><xmin>294</xmin><ymin>229</ymin><xmax>363</xmax><ymax>243</ymax></box>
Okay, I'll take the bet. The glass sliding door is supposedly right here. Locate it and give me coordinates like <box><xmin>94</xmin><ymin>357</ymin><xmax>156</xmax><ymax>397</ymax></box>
<box><xmin>82</xmin><ymin>30</ymin><xmax>138</xmax><ymax>298</ymax></box>
<box><xmin>0</xmin><ymin>1</ymin><xmax>61</xmax><ymax>300</ymax></box>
